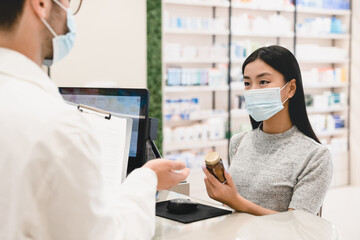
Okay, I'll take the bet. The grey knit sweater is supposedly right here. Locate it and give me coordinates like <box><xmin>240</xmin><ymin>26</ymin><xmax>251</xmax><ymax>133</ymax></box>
<box><xmin>228</xmin><ymin>125</ymin><xmax>333</xmax><ymax>214</ymax></box>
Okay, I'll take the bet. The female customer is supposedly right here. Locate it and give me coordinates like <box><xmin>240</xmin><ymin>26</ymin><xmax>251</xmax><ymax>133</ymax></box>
<box><xmin>203</xmin><ymin>45</ymin><xmax>333</xmax><ymax>215</ymax></box>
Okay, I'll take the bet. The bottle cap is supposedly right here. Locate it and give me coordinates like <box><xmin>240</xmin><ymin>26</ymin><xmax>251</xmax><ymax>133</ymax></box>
<box><xmin>205</xmin><ymin>152</ymin><xmax>220</xmax><ymax>165</ymax></box>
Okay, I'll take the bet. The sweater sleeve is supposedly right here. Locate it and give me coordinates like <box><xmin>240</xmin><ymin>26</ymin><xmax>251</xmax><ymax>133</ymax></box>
<box><xmin>288</xmin><ymin>147</ymin><xmax>333</xmax><ymax>214</ymax></box>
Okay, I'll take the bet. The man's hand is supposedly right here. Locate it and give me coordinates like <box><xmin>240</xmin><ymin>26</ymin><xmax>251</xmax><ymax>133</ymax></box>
<box><xmin>143</xmin><ymin>159</ymin><xmax>190</xmax><ymax>190</ymax></box>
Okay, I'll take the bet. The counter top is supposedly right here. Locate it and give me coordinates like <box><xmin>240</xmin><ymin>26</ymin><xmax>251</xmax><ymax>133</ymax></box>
<box><xmin>154</xmin><ymin>191</ymin><xmax>338</xmax><ymax>240</ymax></box>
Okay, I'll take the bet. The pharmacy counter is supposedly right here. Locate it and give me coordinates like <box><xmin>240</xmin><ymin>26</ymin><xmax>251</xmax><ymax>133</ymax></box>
<box><xmin>153</xmin><ymin>191</ymin><xmax>338</xmax><ymax>240</ymax></box>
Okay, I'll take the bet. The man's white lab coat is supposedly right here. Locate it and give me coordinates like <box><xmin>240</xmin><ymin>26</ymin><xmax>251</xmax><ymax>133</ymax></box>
<box><xmin>0</xmin><ymin>48</ymin><xmax>158</xmax><ymax>240</ymax></box>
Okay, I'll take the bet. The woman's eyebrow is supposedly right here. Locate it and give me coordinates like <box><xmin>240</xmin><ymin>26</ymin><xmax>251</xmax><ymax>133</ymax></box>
<box><xmin>243</xmin><ymin>72</ymin><xmax>272</xmax><ymax>79</ymax></box>
<box><xmin>256</xmin><ymin>72</ymin><xmax>272</xmax><ymax>78</ymax></box>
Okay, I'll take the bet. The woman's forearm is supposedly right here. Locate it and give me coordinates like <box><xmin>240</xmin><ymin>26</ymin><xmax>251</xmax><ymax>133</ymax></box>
<box><xmin>229</xmin><ymin>194</ymin><xmax>278</xmax><ymax>216</ymax></box>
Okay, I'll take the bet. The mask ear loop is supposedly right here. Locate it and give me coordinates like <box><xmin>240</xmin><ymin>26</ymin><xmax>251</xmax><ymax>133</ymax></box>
<box><xmin>280</xmin><ymin>81</ymin><xmax>291</xmax><ymax>105</ymax></box>
<box><xmin>53</xmin><ymin>0</ymin><xmax>68</xmax><ymax>11</ymax></box>
<box><xmin>41</xmin><ymin>18</ymin><xmax>58</xmax><ymax>37</ymax></box>
<box><xmin>282</xmin><ymin>98</ymin><xmax>289</xmax><ymax>105</ymax></box>
<box><xmin>280</xmin><ymin>81</ymin><xmax>290</xmax><ymax>91</ymax></box>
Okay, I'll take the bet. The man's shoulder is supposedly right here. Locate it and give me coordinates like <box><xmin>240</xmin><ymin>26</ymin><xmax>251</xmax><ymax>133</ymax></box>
<box><xmin>0</xmin><ymin>79</ymin><xmax>94</xmax><ymax>141</ymax></box>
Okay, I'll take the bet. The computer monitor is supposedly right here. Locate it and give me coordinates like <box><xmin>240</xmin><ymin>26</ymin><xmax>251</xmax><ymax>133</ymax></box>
<box><xmin>59</xmin><ymin>87</ymin><xmax>149</xmax><ymax>175</ymax></box>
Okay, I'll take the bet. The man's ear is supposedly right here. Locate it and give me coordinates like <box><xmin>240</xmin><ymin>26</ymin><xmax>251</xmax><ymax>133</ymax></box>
<box><xmin>288</xmin><ymin>79</ymin><xmax>297</xmax><ymax>99</ymax></box>
<box><xmin>30</xmin><ymin>0</ymin><xmax>48</xmax><ymax>19</ymax></box>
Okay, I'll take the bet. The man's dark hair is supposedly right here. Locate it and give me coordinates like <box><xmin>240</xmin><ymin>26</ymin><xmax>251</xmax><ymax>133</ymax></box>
<box><xmin>0</xmin><ymin>0</ymin><xmax>26</xmax><ymax>30</ymax></box>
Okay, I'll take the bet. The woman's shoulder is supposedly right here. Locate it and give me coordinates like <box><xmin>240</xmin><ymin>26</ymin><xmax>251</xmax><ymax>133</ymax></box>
<box><xmin>230</xmin><ymin>129</ymin><xmax>255</xmax><ymax>146</ymax></box>
<box><xmin>293</xmin><ymin>128</ymin><xmax>330</xmax><ymax>157</ymax></box>
<box><xmin>229</xmin><ymin>129</ymin><xmax>255</xmax><ymax>159</ymax></box>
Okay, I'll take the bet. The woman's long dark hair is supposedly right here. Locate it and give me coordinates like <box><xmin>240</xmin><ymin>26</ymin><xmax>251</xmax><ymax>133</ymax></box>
<box><xmin>242</xmin><ymin>45</ymin><xmax>321</xmax><ymax>144</ymax></box>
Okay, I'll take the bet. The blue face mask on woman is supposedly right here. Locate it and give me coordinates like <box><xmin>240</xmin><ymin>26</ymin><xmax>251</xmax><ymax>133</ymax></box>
<box><xmin>41</xmin><ymin>0</ymin><xmax>77</xmax><ymax>66</ymax></box>
<box><xmin>244</xmin><ymin>82</ymin><xmax>290</xmax><ymax>122</ymax></box>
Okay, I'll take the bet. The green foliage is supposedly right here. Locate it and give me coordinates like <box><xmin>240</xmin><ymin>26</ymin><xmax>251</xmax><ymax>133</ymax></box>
<box><xmin>147</xmin><ymin>0</ymin><xmax>163</xmax><ymax>154</ymax></box>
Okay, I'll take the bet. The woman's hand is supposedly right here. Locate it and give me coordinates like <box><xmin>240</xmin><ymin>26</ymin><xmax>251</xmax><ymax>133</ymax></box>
<box><xmin>202</xmin><ymin>166</ymin><xmax>243</xmax><ymax>210</ymax></box>
<box><xmin>203</xmin><ymin>166</ymin><xmax>279</xmax><ymax>215</ymax></box>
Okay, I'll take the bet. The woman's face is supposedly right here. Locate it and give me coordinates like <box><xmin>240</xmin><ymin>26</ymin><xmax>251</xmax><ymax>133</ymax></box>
<box><xmin>243</xmin><ymin>59</ymin><xmax>292</xmax><ymax>103</ymax></box>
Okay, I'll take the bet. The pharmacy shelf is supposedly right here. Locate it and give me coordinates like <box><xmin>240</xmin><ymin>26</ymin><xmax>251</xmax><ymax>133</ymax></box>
<box><xmin>317</xmin><ymin>129</ymin><xmax>348</xmax><ymax>138</ymax></box>
<box><xmin>297</xmin><ymin>6</ymin><xmax>351</xmax><ymax>16</ymax></box>
<box><xmin>230</xmin><ymin>84</ymin><xmax>245</xmax><ymax>91</ymax></box>
<box><xmin>232</xmin><ymin>58</ymin><xmax>246</xmax><ymax>64</ymax></box>
<box><xmin>232</xmin><ymin>32</ymin><xmax>295</xmax><ymax>38</ymax></box>
<box><xmin>164</xmin><ymin>85</ymin><xmax>229</xmax><ymax>93</ymax></box>
<box><xmin>231</xmin><ymin>3</ymin><xmax>295</xmax><ymax>12</ymax></box>
<box><xmin>304</xmin><ymin>82</ymin><xmax>348</xmax><ymax>89</ymax></box>
<box><xmin>165</xmin><ymin>28</ymin><xmax>230</xmax><ymax>36</ymax></box>
<box><xmin>164</xmin><ymin>111</ymin><xmax>229</xmax><ymax>126</ymax></box>
<box><xmin>307</xmin><ymin>106</ymin><xmax>348</xmax><ymax>114</ymax></box>
<box><xmin>297</xmin><ymin>34</ymin><xmax>350</xmax><ymax>40</ymax></box>
<box><xmin>164</xmin><ymin>139</ymin><xmax>228</xmax><ymax>152</ymax></box>
<box><xmin>299</xmin><ymin>59</ymin><xmax>350</xmax><ymax>64</ymax></box>
<box><xmin>164</xmin><ymin>0</ymin><xmax>229</xmax><ymax>8</ymax></box>
<box><xmin>230</xmin><ymin>109</ymin><xmax>248</xmax><ymax>118</ymax></box>
<box><xmin>164</xmin><ymin>58</ymin><xmax>229</xmax><ymax>64</ymax></box>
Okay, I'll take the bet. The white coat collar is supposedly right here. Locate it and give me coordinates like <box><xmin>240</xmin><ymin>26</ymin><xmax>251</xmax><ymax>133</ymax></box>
<box><xmin>0</xmin><ymin>47</ymin><xmax>62</xmax><ymax>99</ymax></box>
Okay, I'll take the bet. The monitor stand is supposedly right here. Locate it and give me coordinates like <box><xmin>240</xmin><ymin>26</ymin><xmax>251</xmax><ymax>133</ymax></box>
<box><xmin>146</xmin><ymin>140</ymin><xmax>161</xmax><ymax>161</ymax></box>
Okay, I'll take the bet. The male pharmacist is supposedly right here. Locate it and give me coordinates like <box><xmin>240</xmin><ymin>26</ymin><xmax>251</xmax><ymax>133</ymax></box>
<box><xmin>0</xmin><ymin>0</ymin><xmax>190</xmax><ymax>239</ymax></box>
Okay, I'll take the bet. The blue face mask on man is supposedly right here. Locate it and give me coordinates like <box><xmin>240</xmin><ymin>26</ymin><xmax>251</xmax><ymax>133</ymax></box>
<box><xmin>41</xmin><ymin>0</ymin><xmax>77</xmax><ymax>66</ymax></box>
<box><xmin>244</xmin><ymin>82</ymin><xmax>290</xmax><ymax>122</ymax></box>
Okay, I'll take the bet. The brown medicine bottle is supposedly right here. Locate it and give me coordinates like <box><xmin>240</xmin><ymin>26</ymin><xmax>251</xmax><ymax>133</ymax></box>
<box><xmin>205</xmin><ymin>152</ymin><xmax>226</xmax><ymax>183</ymax></box>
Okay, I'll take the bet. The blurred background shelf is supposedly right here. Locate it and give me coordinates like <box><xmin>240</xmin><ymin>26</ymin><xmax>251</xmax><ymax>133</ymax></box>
<box><xmin>164</xmin><ymin>0</ymin><xmax>230</xmax><ymax>8</ymax></box>
<box><xmin>231</xmin><ymin>3</ymin><xmax>294</xmax><ymax>12</ymax></box>
<box><xmin>307</xmin><ymin>106</ymin><xmax>348</xmax><ymax>114</ymax></box>
<box><xmin>232</xmin><ymin>32</ymin><xmax>295</xmax><ymax>38</ymax></box>
<box><xmin>297</xmin><ymin>34</ymin><xmax>350</xmax><ymax>40</ymax></box>
<box><xmin>304</xmin><ymin>82</ymin><xmax>348</xmax><ymax>89</ymax></box>
<box><xmin>165</xmin><ymin>111</ymin><xmax>229</xmax><ymax>125</ymax></box>
<box><xmin>297</xmin><ymin>6</ymin><xmax>351</xmax><ymax>16</ymax></box>
<box><xmin>164</xmin><ymin>58</ymin><xmax>229</xmax><ymax>64</ymax></box>
<box><xmin>317</xmin><ymin>129</ymin><xmax>348</xmax><ymax>138</ymax></box>
<box><xmin>164</xmin><ymin>139</ymin><xmax>228</xmax><ymax>152</ymax></box>
<box><xmin>299</xmin><ymin>59</ymin><xmax>350</xmax><ymax>64</ymax></box>
<box><xmin>164</xmin><ymin>85</ymin><xmax>229</xmax><ymax>93</ymax></box>
<box><xmin>165</xmin><ymin>28</ymin><xmax>230</xmax><ymax>36</ymax></box>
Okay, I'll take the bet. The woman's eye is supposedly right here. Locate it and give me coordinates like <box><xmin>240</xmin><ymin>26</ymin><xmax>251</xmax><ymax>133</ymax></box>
<box><xmin>260</xmin><ymin>80</ymin><xmax>269</xmax><ymax>85</ymax></box>
<box><xmin>244</xmin><ymin>82</ymin><xmax>250</xmax><ymax>87</ymax></box>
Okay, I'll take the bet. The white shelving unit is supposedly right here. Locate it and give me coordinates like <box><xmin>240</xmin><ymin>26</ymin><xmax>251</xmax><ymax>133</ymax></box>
<box><xmin>165</xmin><ymin>28</ymin><xmax>230</xmax><ymax>36</ymax></box>
<box><xmin>297</xmin><ymin>6</ymin><xmax>350</xmax><ymax>15</ymax></box>
<box><xmin>164</xmin><ymin>0</ymin><xmax>230</xmax><ymax>8</ymax></box>
<box><xmin>165</xmin><ymin>111</ymin><xmax>229</xmax><ymax>125</ymax></box>
<box><xmin>299</xmin><ymin>59</ymin><xmax>350</xmax><ymax>64</ymax></box>
<box><xmin>307</xmin><ymin>106</ymin><xmax>348</xmax><ymax>114</ymax></box>
<box><xmin>230</xmin><ymin>109</ymin><xmax>248</xmax><ymax>118</ymax></box>
<box><xmin>297</xmin><ymin>33</ymin><xmax>350</xmax><ymax>40</ymax></box>
<box><xmin>317</xmin><ymin>129</ymin><xmax>348</xmax><ymax>138</ymax></box>
<box><xmin>304</xmin><ymin>82</ymin><xmax>348</xmax><ymax>89</ymax></box>
<box><xmin>164</xmin><ymin>85</ymin><xmax>229</xmax><ymax>92</ymax></box>
<box><xmin>164</xmin><ymin>58</ymin><xmax>229</xmax><ymax>64</ymax></box>
<box><xmin>232</xmin><ymin>32</ymin><xmax>295</xmax><ymax>38</ymax></box>
<box><xmin>162</xmin><ymin>0</ymin><xmax>230</xmax><ymax>163</ymax></box>
<box><xmin>231</xmin><ymin>2</ymin><xmax>295</xmax><ymax>12</ymax></box>
<box><xmin>165</xmin><ymin>139</ymin><xmax>228</xmax><ymax>152</ymax></box>
<box><xmin>295</xmin><ymin>3</ymin><xmax>351</xmax><ymax>187</ymax></box>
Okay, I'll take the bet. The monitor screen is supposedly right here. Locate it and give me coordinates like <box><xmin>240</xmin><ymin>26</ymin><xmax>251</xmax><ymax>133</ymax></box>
<box><xmin>59</xmin><ymin>88</ymin><xmax>149</xmax><ymax>174</ymax></box>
